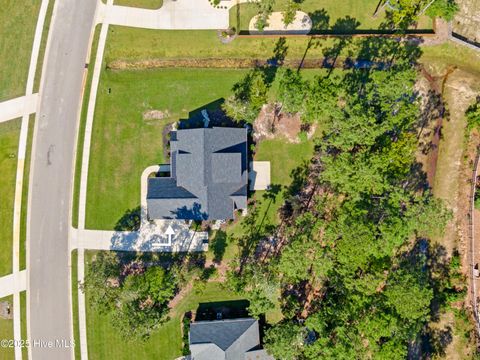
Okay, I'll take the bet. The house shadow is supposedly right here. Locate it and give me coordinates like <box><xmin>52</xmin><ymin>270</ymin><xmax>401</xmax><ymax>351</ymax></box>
<box><xmin>171</xmin><ymin>203</ymin><xmax>209</xmax><ymax>221</ymax></box>
<box><xmin>195</xmin><ymin>300</ymin><xmax>250</xmax><ymax>321</ymax></box>
<box><xmin>178</xmin><ymin>98</ymin><xmax>242</xmax><ymax>130</ymax></box>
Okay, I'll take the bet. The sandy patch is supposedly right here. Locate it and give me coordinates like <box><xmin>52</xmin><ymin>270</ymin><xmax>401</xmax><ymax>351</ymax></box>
<box><xmin>249</xmin><ymin>11</ymin><xmax>312</xmax><ymax>34</ymax></box>
<box><xmin>253</xmin><ymin>103</ymin><xmax>316</xmax><ymax>143</ymax></box>
<box><xmin>143</xmin><ymin>109</ymin><xmax>170</xmax><ymax>121</ymax></box>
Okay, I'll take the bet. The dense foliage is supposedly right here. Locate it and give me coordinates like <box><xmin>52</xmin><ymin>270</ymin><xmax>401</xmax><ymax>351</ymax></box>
<box><xmin>225</xmin><ymin>36</ymin><xmax>461</xmax><ymax>359</ymax></box>
<box><xmin>466</xmin><ymin>97</ymin><xmax>480</xmax><ymax>132</ymax></box>
<box><xmin>81</xmin><ymin>252</ymin><xmax>176</xmax><ymax>339</ymax></box>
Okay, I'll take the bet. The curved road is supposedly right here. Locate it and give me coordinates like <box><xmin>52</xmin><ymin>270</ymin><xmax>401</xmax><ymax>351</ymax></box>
<box><xmin>28</xmin><ymin>0</ymin><xmax>97</xmax><ymax>358</ymax></box>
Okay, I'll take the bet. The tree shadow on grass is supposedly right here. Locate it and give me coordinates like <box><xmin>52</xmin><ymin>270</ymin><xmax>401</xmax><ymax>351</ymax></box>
<box><xmin>195</xmin><ymin>300</ymin><xmax>250</xmax><ymax>321</ymax></box>
<box><xmin>210</xmin><ymin>230</ymin><xmax>228</xmax><ymax>264</ymax></box>
<box><xmin>114</xmin><ymin>206</ymin><xmax>141</xmax><ymax>231</ymax></box>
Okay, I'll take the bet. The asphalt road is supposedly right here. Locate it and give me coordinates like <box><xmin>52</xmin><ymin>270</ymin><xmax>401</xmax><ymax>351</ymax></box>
<box><xmin>28</xmin><ymin>0</ymin><xmax>97</xmax><ymax>358</ymax></box>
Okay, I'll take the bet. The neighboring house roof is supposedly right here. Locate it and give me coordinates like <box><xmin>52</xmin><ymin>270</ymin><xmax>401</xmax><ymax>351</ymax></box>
<box><xmin>147</xmin><ymin>127</ymin><xmax>248</xmax><ymax>220</ymax></box>
<box><xmin>189</xmin><ymin>318</ymin><xmax>265</xmax><ymax>360</ymax></box>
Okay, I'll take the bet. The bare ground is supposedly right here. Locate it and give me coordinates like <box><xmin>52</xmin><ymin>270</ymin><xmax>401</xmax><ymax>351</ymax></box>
<box><xmin>427</xmin><ymin>67</ymin><xmax>480</xmax><ymax>359</ymax></box>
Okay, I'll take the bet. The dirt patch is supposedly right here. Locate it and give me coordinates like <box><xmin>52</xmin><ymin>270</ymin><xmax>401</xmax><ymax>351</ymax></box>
<box><xmin>143</xmin><ymin>109</ymin><xmax>170</xmax><ymax>121</ymax></box>
<box><xmin>0</xmin><ymin>300</ymin><xmax>13</xmax><ymax>320</ymax></box>
<box><xmin>253</xmin><ymin>103</ymin><xmax>316</xmax><ymax>143</ymax></box>
<box><xmin>249</xmin><ymin>11</ymin><xmax>312</xmax><ymax>34</ymax></box>
<box><xmin>436</xmin><ymin>69</ymin><xmax>479</xmax><ymax>256</ymax></box>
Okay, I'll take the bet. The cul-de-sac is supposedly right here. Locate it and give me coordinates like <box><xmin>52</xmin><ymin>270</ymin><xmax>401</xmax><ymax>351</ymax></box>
<box><xmin>1</xmin><ymin>0</ymin><xmax>480</xmax><ymax>359</ymax></box>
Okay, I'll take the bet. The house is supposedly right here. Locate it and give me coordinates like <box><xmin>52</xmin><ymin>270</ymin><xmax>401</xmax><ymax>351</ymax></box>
<box><xmin>147</xmin><ymin>127</ymin><xmax>248</xmax><ymax>221</ymax></box>
<box><xmin>189</xmin><ymin>318</ymin><xmax>273</xmax><ymax>360</ymax></box>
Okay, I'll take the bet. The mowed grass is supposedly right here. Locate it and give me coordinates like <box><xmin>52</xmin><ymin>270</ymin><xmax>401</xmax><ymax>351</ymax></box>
<box><xmin>85</xmin><ymin>251</ymin><xmax>243</xmax><ymax>360</ymax></box>
<box><xmin>230</xmin><ymin>0</ymin><xmax>432</xmax><ymax>31</ymax></box>
<box><xmin>86</xmin><ymin>68</ymin><xmax>248</xmax><ymax>230</ymax></box>
<box><xmin>421</xmin><ymin>41</ymin><xmax>480</xmax><ymax>76</ymax></box>
<box><xmin>0</xmin><ymin>119</ymin><xmax>21</xmax><ymax>277</ymax></box>
<box><xmin>114</xmin><ymin>0</ymin><xmax>163</xmax><ymax>9</ymax></box>
<box><xmin>0</xmin><ymin>0</ymin><xmax>41</xmax><ymax>101</ymax></box>
<box><xmin>105</xmin><ymin>27</ymin><xmax>332</xmax><ymax>64</ymax></box>
<box><xmin>230</xmin><ymin>0</ymin><xmax>386</xmax><ymax>31</ymax></box>
<box><xmin>71</xmin><ymin>250</ymin><xmax>81</xmax><ymax>360</ymax></box>
<box><xmin>0</xmin><ymin>296</ymin><xmax>14</xmax><ymax>360</ymax></box>
<box><xmin>20</xmin><ymin>291</ymin><xmax>27</xmax><ymax>360</ymax></box>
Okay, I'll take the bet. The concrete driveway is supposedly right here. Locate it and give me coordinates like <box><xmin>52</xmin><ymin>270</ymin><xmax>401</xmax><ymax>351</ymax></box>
<box><xmin>102</xmin><ymin>0</ymin><xmax>230</xmax><ymax>29</ymax></box>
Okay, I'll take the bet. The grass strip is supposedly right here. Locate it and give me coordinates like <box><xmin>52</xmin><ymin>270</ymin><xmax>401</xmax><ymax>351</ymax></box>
<box><xmin>33</xmin><ymin>0</ymin><xmax>56</xmax><ymax>93</ymax></box>
<box><xmin>72</xmin><ymin>25</ymin><xmax>102</xmax><ymax>229</ymax></box>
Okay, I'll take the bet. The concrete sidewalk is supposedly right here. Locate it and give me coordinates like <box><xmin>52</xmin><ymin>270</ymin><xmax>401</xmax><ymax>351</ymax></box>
<box><xmin>100</xmin><ymin>0</ymin><xmax>230</xmax><ymax>29</ymax></box>
<box><xmin>0</xmin><ymin>271</ymin><xmax>27</xmax><ymax>299</ymax></box>
<box><xmin>0</xmin><ymin>94</ymin><xmax>38</xmax><ymax>123</ymax></box>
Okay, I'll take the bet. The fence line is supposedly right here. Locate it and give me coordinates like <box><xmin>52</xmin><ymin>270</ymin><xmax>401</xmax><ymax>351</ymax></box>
<box><xmin>468</xmin><ymin>148</ymin><xmax>480</xmax><ymax>340</ymax></box>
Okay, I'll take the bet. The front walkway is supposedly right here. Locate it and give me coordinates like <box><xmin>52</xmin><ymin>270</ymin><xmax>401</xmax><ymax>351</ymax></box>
<box><xmin>0</xmin><ymin>94</ymin><xmax>38</xmax><ymax>123</ymax></box>
<box><xmin>98</xmin><ymin>0</ymin><xmax>231</xmax><ymax>29</ymax></box>
<box><xmin>0</xmin><ymin>271</ymin><xmax>27</xmax><ymax>299</ymax></box>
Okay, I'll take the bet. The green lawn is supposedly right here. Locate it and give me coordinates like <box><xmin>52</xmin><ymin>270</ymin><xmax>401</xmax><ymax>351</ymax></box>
<box><xmin>72</xmin><ymin>25</ymin><xmax>101</xmax><ymax>229</ymax></box>
<box><xmin>0</xmin><ymin>119</ymin><xmax>21</xmax><ymax>277</ymax></box>
<box><xmin>85</xmin><ymin>250</ymin><xmax>243</xmax><ymax>360</ymax></box>
<box><xmin>421</xmin><ymin>41</ymin><xmax>480</xmax><ymax>76</ymax></box>
<box><xmin>0</xmin><ymin>0</ymin><xmax>42</xmax><ymax>101</ymax></box>
<box><xmin>33</xmin><ymin>0</ymin><xmax>55</xmax><ymax>92</ymax></box>
<box><xmin>0</xmin><ymin>296</ymin><xmax>14</xmax><ymax>360</ymax></box>
<box><xmin>85</xmin><ymin>68</ymin><xmax>248</xmax><ymax>230</ymax></box>
<box><xmin>230</xmin><ymin>0</ymin><xmax>384</xmax><ymax>32</ymax></box>
<box><xmin>20</xmin><ymin>291</ymin><xmax>27</xmax><ymax>360</ymax></box>
<box><xmin>114</xmin><ymin>0</ymin><xmax>163</xmax><ymax>9</ymax></box>
<box><xmin>105</xmin><ymin>27</ymin><xmax>333</xmax><ymax>65</ymax></box>
<box><xmin>230</xmin><ymin>0</ymin><xmax>432</xmax><ymax>32</ymax></box>
<box><xmin>19</xmin><ymin>116</ymin><xmax>35</xmax><ymax>271</ymax></box>
<box><xmin>71</xmin><ymin>250</ymin><xmax>81</xmax><ymax>360</ymax></box>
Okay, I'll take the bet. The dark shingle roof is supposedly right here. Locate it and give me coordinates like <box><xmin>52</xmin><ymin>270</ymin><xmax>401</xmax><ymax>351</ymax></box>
<box><xmin>147</xmin><ymin>127</ymin><xmax>248</xmax><ymax>220</ymax></box>
<box><xmin>189</xmin><ymin>318</ymin><xmax>260</xmax><ymax>360</ymax></box>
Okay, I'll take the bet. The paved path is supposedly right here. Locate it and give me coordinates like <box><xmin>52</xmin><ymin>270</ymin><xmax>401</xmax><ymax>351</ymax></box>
<box><xmin>0</xmin><ymin>94</ymin><xmax>38</xmax><ymax>123</ymax></box>
<box><xmin>0</xmin><ymin>271</ymin><xmax>27</xmax><ymax>299</ymax></box>
<box><xmin>77</xmin><ymin>1</ymin><xmax>112</xmax><ymax>357</ymax></box>
<box><xmin>28</xmin><ymin>0</ymin><xmax>98</xmax><ymax>359</ymax></box>
<box><xmin>98</xmin><ymin>0</ymin><xmax>230</xmax><ymax>29</ymax></box>
<box><xmin>8</xmin><ymin>0</ymin><xmax>51</xmax><ymax>359</ymax></box>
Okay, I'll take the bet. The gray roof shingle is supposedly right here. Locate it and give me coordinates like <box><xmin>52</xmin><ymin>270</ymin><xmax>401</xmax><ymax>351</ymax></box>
<box><xmin>147</xmin><ymin>127</ymin><xmax>248</xmax><ymax>220</ymax></box>
<box><xmin>189</xmin><ymin>318</ymin><xmax>261</xmax><ymax>360</ymax></box>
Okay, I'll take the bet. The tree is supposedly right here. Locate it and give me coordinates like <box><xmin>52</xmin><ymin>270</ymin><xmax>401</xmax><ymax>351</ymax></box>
<box><xmin>277</xmin><ymin>68</ymin><xmax>306</xmax><ymax>114</ymax></box>
<box><xmin>384</xmin><ymin>270</ymin><xmax>433</xmax><ymax>323</ymax></box>
<box><xmin>282</xmin><ymin>0</ymin><xmax>300</xmax><ymax>27</ymax></box>
<box><xmin>81</xmin><ymin>251</ymin><xmax>120</xmax><ymax>313</ymax></box>
<box><xmin>264</xmin><ymin>321</ymin><xmax>306</xmax><ymax>360</ymax></box>
<box><xmin>223</xmin><ymin>70</ymin><xmax>268</xmax><ymax>123</ymax></box>
<box><xmin>254</xmin><ymin>0</ymin><xmax>276</xmax><ymax>31</ymax></box>
<box><xmin>466</xmin><ymin>97</ymin><xmax>480</xmax><ymax>132</ymax></box>
<box><xmin>303</xmin><ymin>76</ymin><xmax>341</xmax><ymax>124</ymax></box>
<box><xmin>425</xmin><ymin>0</ymin><xmax>458</xmax><ymax>21</ymax></box>
<box><xmin>141</xmin><ymin>266</ymin><xmax>176</xmax><ymax>303</ymax></box>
